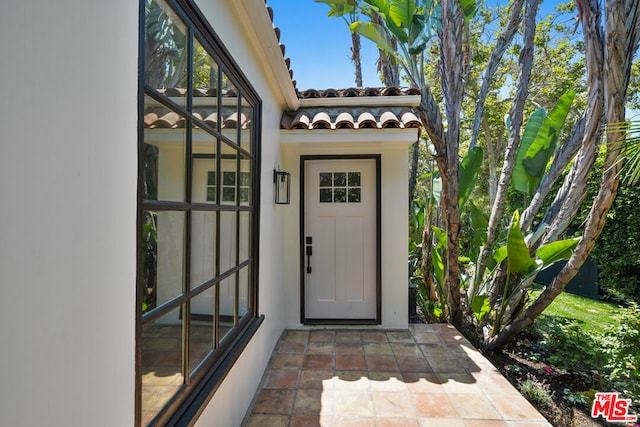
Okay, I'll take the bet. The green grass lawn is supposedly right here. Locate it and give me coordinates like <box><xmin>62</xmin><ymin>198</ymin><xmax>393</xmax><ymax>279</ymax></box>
<box><xmin>529</xmin><ymin>289</ymin><xmax>622</xmax><ymax>333</ymax></box>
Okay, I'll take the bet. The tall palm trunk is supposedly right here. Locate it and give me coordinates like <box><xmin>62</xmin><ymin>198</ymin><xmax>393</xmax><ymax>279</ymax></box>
<box><xmin>351</xmin><ymin>32</ymin><xmax>363</xmax><ymax>87</ymax></box>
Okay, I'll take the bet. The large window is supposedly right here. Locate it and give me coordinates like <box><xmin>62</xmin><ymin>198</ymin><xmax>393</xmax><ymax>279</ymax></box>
<box><xmin>137</xmin><ymin>0</ymin><xmax>261</xmax><ymax>425</ymax></box>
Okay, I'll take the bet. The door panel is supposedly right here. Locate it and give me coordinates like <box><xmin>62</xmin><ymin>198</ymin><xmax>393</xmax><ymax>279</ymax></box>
<box><xmin>304</xmin><ymin>158</ymin><xmax>377</xmax><ymax>320</ymax></box>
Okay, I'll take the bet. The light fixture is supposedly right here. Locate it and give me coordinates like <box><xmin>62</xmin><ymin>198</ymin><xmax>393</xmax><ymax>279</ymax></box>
<box><xmin>274</xmin><ymin>169</ymin><xmax>290</xmax><ymax>204</ymax></box>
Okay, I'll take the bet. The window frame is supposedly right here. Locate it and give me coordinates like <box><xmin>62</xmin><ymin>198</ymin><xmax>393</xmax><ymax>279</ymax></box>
<box><xmin>136</xmin><ymin>0</ymin><xmax>263</xmax><ymax>425</ymax></box>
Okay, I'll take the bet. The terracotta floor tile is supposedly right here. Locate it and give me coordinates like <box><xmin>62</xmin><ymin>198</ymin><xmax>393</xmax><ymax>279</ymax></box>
<box><xmin>309</xmin><ymin>330</ymin><xmax>336</xmax><ymax>342</ymax></box>
<box><xmin>386</xmin><ymin>330</ymin><xmax>415</xmax><ymax>343</ymax></box>
<box><xmin>336</xmin><ymin>331</ymin><xmax>362</xmax><ymax>343</ymax></box>
<box><xmin>278</xmin><ymin>340</ymin><xmax>307</xmax><ymax>353</ymax></box>
<box><xmin>396</xmin><ymin>356</ymin><xmax>432</xmax><ymax>373</ymax></box>
<box><xmin>418</xmin><ymin>417</ymin><xmax>465</xmax><ymax>426</ymax></box>
<box><xmin>284</xmin><ymin>330</ymin><xmax>310</xmax><ymax>342</ymax></box>
<box><xmin>448</xmin><ymin>393</ymin><xmax>502</xmax><ymax>419</ymax></box>
<box><xmin>271</xmin><ymin>353</ymin><xmax>305</xmax><ymax>370</ymax></box>
<box><xmin>366</xmin><ymin>355</ymin><xmax>400</xmax><ymax>372</ymax></box>
<box><xmin>293</xmin><ymin>388</ymin><xmax>332</xmax><ymax>415</ymax></box>
<box><xmin>487</xmin><ymin>395</ymin><xmax>548</xmax><ymax>421</ymax></box>
<box><xmin>361</xmin><ymin>331</ymin><xmax>388</xmax><ymax>343</ymax></box>
<box><xmin>244</xmin><ymin>413</ymin><xmax>289</xmax><ymax>427</ymax></box>
<box><xmin>371</xmin><ymin>391</ymin><xmax>415</xmax><ymax>417</ymax></box>
<box><xmin>403</xmin><ymin>372</ymin><xmax>446</xmax><ymax>394</ymax></box>
<box><xmin>334</xmin><ymin>371</ymin><xmax>370</xmax><ymax>391</ymax></box>
<box><xmin>463</xmin><ymin>420</ymin><xmax>508</xmax><ymax>427</ymax></box>
<box><xmin>264</xmin><ymin>369</ymin><xmax>299</xmax><ymax>389</ymax></box>
<box><xmin>332</xmin><ymin>416</ymin><xmax>376</xmax><ymax>427</ymax></box>
<box><xmin>376</xmin><ymin>418</ymin><xmax>420</xmax><ymax>427</ymax></box>
<box><xmin>290</xmin><ymin>414</ymin><xmax>324</xmax><ymax>427</ymax></box>
<box><xmin>334</xmin><ymin>391</ymin><xmax>375</xmax><ymax>417</ymax></box>
<box><xmin>364</xmin><ymin>342</ymin><xmax>394</xmax><ymax>355</ymax></box>
<box><xmin>412</xmin><ymin>393</ymin><xmax>459</xmax><ymax>418</ymax></box>
<box><xmin>336</xmin><ymin>353</ymin><xmax>367</xmax><ymax>371</ymax></box>
<box><xmin>309</xmin><ymin>341</ymin><xmax>336</xmax><ymax>355</ymax></box>
<box><xmin>410</xmin><ymin>331</ymin><xmax>441</xmax><ymax>344</ymax></box>
<box><xmin>252</xmin><ymin>389</ymin><xmax>295</xmax><ymax>414</ymax></box>
<box><xmin>300</xmin><ymin>369</ymin><xmax>335</xmax><ymax>390</ymax></box>
<box><xmin>304</xmin><ymin>354</ymin><xmax>335</xmax><ymax>370</ymax></box>
<box><xmin>427</xmin><ymin>356</ymin><xmax>467</xmax><ymax>373</ymax></box>
<box><xmin>336</xmin><ymin>341</ymin><xmax>364</xmax><ymax>354</ymax></box>
<box><xmin>245</xmin><ymin>326</ymin><xmax>550</xmax><ymax>427</ymax></box>
<box><xmin>418</xmin><ymin>343</ymin><xmax>451</xmax><ymax>358</ymax></box>
<box><xmin>505</xmin><ymin>421</ymin><xmax>552</xmax><ymax>426</ymax></box>
<box><xmin>391</xmin><ymin>342</ymin><xmax>423</xmax><ymax>357</ymax></box>
<box><xmin>368</xmin><ymin>372</ymin><xmax>407</xmax><ymax>392</ymax></box>
<box><xmin>437</xmin><ymin>373</ymin><xmax>482</xmax><ymax>394</ymax></box>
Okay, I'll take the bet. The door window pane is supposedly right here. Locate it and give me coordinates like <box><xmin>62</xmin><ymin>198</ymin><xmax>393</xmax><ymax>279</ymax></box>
<box><xmin>319</xmin><ymin>171</ymin><xmax>362</xmax><ymax>204</ymax></box>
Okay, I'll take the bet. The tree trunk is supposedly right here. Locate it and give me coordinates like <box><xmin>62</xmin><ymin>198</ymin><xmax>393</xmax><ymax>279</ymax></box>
<box><xmin>473</xmin><ymin>0</ymin><xmax>539</xmax><ymax>293</ymax></box>
<box><xmin>470</xmin><ymin>0</ymin><xmax>525</xmax><ymax>150</ymax></box>
<box><xmin>438</xmin><ymin>0</ymin><xmax>468</xmax><ymax>326</ymax></box>
<box><xmin>485</xmin><ymin>0</ymin><xmax>640</xmax><ymax>352</ymax></box>
<box><xmin>351</xmin><ymin>32</ymin><xmax>363</xmax><ymax>87</ymax></box>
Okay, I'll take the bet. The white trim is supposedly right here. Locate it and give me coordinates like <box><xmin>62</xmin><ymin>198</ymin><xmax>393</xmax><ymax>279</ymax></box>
<box><xmin>230</xmin><ymin>0</ymin><xmax>299</xmax><ymax>110</ymax></box>
<box><xmin>299</xmin><ymin>95</ymin><xmax>421</xmax><ymax>109</ymax></box>
<box><xmin>279</xmin><ymin>129</ymin><xmax>419</xmax><ymax>146</ymax></box>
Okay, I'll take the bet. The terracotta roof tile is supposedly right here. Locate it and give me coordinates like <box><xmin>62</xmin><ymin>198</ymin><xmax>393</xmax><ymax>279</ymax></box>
<box><xmin>295</xmin><ymin>86</ymin><xmax>421</xmax><ymax>99</ymax></box>
<box><xmin>281</xmin><ymin>106</ymin><xmax>421</xmax><ymax>131</ymax></box>
<box><xmin>144</xmin><ymin>103</ymin><xmax>249</xmax><ymax>130</ymax></box>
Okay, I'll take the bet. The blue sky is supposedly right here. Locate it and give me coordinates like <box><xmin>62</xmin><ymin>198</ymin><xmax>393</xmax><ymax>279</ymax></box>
<box><xmin>266</xmin><ymin>0</ymin><xmax>565</xmax><ymax>90</ymax></box>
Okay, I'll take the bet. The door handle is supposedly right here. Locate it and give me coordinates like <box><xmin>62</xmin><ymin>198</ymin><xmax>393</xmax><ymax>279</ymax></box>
<box><xmin>306</xmin><ymin>237</ymin><xmax>312</xmax><ymax>274</ymax></box>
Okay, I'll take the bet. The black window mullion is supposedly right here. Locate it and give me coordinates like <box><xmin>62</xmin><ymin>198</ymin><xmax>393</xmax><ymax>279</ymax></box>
<box><xmin>183</xmin><ymin>26</ymin><xmax>195</xmax><ymax>385</ymax></box>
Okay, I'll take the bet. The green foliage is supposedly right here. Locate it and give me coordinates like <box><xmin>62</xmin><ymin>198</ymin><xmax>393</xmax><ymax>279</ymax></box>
<box><xmin>512</xmin><ymin>109</ymin><xmax>546</xmax><ymax>194</ymax></box>
<box><xmin>458</xmin><ymin>146</ymin><xmax>484</xmax><ymax>208</ymax></box>
<box><xmin>542</xmin><ymin>318</ymin><xmax>605</xmax><ymax>372</ymax></box>
<box><xmin>602</xmin><ymin>304</ymin><xmax>640</xmax><ymax>407</ymax></box>
<box><xmin>512</xmin><ymin>89</ymin><xmax>575</xmax><ymax>196</ymax></box>
<box><xmin>506</xmin><ymin>211</ymin><xmax>536</xmax><ymax>275</ymax></box>
<box><xmin>518</xmin><ymin>376</ymin><xmax>553</xmax><ymax>407</ymax></box>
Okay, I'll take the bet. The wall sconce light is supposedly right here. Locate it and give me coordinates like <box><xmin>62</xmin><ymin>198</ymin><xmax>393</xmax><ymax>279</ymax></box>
<box><xmin>274</xmin><ymin>169</ymin><xmax>290</xmax><ymax>204</ymax></box>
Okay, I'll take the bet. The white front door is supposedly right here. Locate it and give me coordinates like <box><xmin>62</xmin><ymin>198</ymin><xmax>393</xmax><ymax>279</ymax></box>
<box><xmin>303</xmin><ymin>158</ymin><xmax>378</xmax><ymax>321</ymax></box>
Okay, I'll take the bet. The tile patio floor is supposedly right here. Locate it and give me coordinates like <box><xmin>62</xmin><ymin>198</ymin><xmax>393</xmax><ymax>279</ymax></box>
<box><xmin>243</xmin><ymin>324</ymin><xmax>552</xmax><ymax>427</ymax></box>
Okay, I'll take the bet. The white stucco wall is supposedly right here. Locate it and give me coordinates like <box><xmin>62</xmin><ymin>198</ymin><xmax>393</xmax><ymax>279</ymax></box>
<box><xmin>0</xmin><ymin>1</ymin><xmax>137</xmax><ymax>427</ymax></box>
<box><xmin>280</xmin><ymin>131</ymin><xmax>414</xmax><ymax>330</ymax></box>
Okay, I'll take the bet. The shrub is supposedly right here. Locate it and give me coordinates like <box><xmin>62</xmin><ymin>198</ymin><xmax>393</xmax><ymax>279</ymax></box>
<box><xmin>602</xmin><ymin>304</ymin><xmax>640</xmax><ymax>410</ymax></box>
<box><xmin>519</xmin><ymin>375</ymin><xmax>553</xmax><ymax>407</ymax></box>
<box><xmin>543</xmin><ymin>318</ymin><xmax>604</xmax><ymax>373</ymax></box>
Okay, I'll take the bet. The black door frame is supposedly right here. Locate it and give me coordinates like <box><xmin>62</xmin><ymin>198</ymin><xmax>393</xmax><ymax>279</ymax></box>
<box><xmin>299</xmin><ymin>154</ymin><xmax>382</xmax><ymax>325</ymax></box>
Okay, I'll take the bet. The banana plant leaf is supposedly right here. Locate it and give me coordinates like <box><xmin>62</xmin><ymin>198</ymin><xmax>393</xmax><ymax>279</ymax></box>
<box><xmin>458</xmin><ymin>146</ymin><xmax>483</xmax><ymax>209</ymax></box>
<box><xmin>535</xmin><ymin>237</ymin><xmax>581</xmax><ymax>265</ymax></box>
<box><xmin>350</xmin><ymin>21</ymin><xmax>398</xmax><ymax>57</ymax></box>
<box><xmin>512</xmin><ymin>108</ymin><xmax>546</xmax><ymax>195</ymax></box>
<box><xmin>458</xmin><ymin>0</ymin><xmax>477</xmax><ymax>19</ymax></box>
<box><xmin>363</xmin><ymin>0</ymin><xmax>408</xmax><ymax>42</ymax></box>
<box><xmin>522</xmin><ymin>90</ymin><xmax>575</xmax><ymax>192</ymax></box>
<box><xmin>507</xmin><ymin>211</ymin><xmax>536</xmax><ymax>274</ymax></box>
